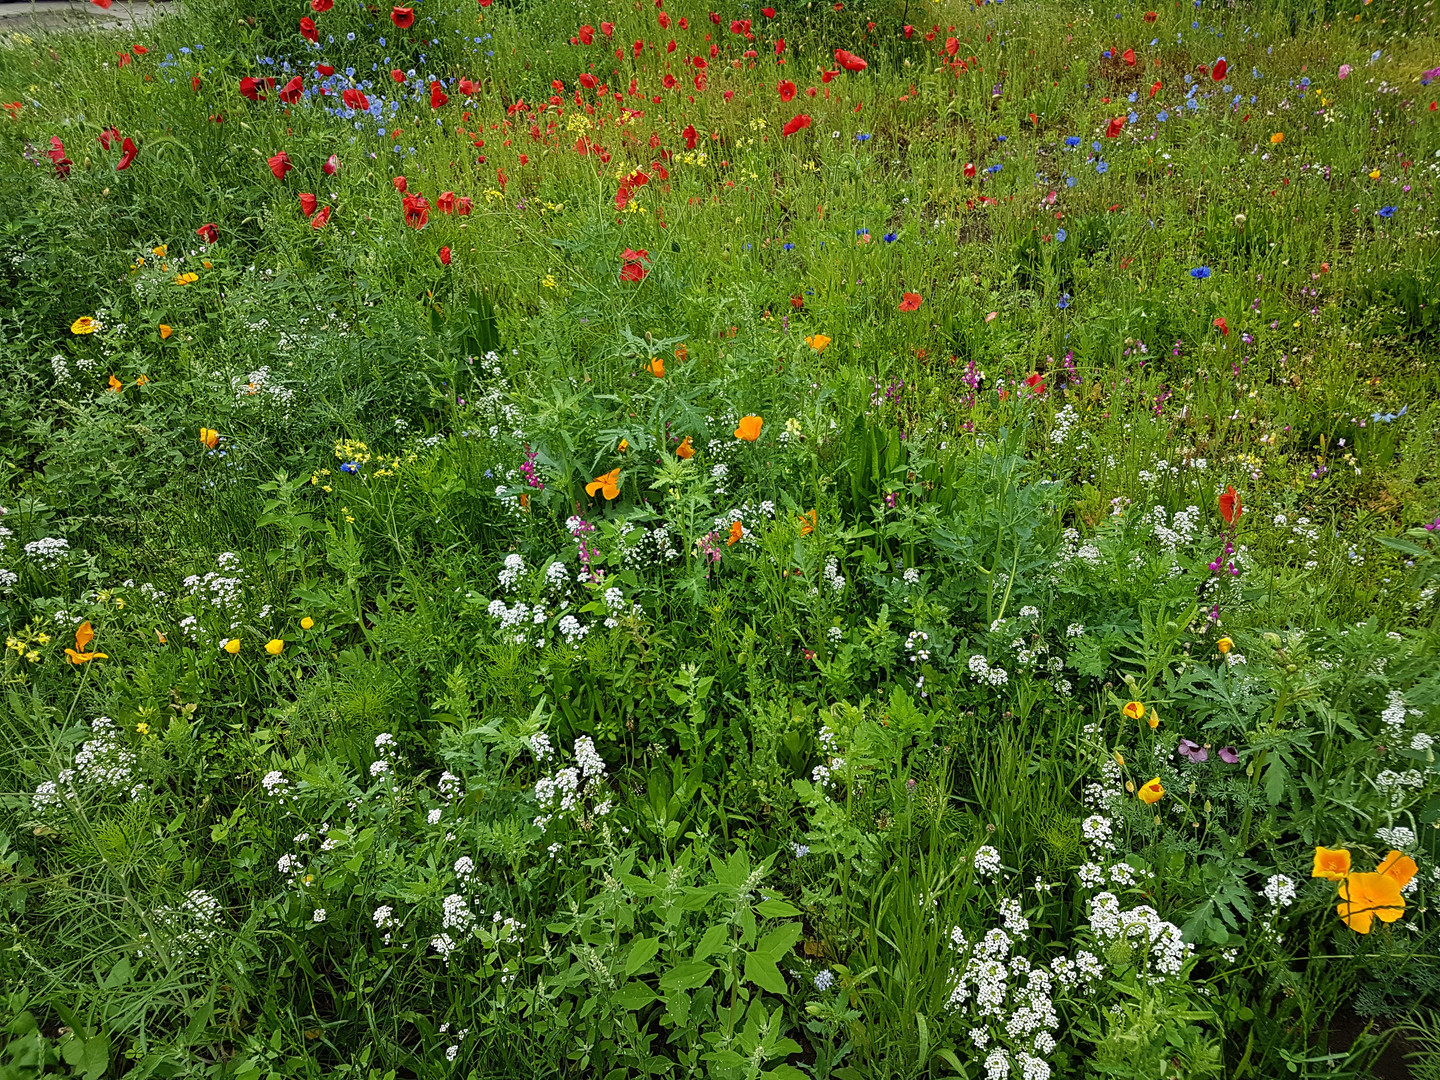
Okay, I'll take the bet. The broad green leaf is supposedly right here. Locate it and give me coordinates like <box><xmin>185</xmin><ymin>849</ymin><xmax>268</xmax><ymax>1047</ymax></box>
<box><xmin>625</xmin><ymin>935</ymin><xmax>662</xmax><ymax>976</ymax></box>
<box><xmin>743</xmin><ymin>950</ymin><xmax>786</xmax><ymax>995</ymax></box>
<box><xmin>659</xmin><ymin>961</ymin><xmax>715</xmax><ymax>992</ymax></box>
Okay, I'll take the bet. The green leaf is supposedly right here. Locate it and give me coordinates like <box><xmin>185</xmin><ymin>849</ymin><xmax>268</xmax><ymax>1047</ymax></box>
<box><xmin>659</xmin><ymin>961</ymin><xmax>715</xmax><ymax>992</ymax></box>
<box><xmin>611</xmin><ymin>981</ymin><xmax>659</xmax><ymax>1011</ymax></box>
<box><xmin>743</xmin><ymin>950</ymin><xmax>787</xmax><ymax>995</ymax></box>
<box><xmin>663</xmin><ymin>988</ymin><xmax>691</xmax><ymax>1027</ymax></box>
<box><xmin>1263</xmin><ymin>759</ymin><xmax>1288</xmax><ymax>806</ymax></box>
<box><xmin>753</xmin><ymin>898</ymin><xmax>800</xmax><ymax>918</ymax></box>
<box><xmin>693</xmin><ymin>923</ymin><xmax>729</xmax><ymax>962</ymax></box>
<box><xmin>625</xmin><ymin>936</ymin><xmax>662</xmax><ymax>976</ymax></box>
<box><xmin>755</xmin><ymin>922</ymin><xmax>804</xmax><ymax>964</ymax></box>
<box><xmin>764</xmin><ymin>1066</ymin><xmax>809</xmax><ymax>1080</ymax></box>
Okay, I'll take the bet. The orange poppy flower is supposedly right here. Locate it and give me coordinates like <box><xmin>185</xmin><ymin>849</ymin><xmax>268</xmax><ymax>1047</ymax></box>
<box><xmin>65</xmin><ymin>621</ymin><xmax>108</xmax><ymax>664</ymax></box>
<box><xmin>1377</xmin><ymin>850</ymin><xmax>1418</xmax><ymax>888</ymax></box>
<box><xmin>586</xmin><ymin>468</ymin><xmax>621</xmax><ymax>500</ymax></box>
<box><xmin>107</xmin><ymin>374</ymin><xmax>123</xmax><ymax>392</ymax></box>
<box><xmin>1312</xmin><ymin>846</ymin><xmax>1352</xmax><ymax>881</ymax></box>
<box><xmin>804</xmin><ymin>334</ymin><xmax>831</xmax><ymax>353</ymax></box>
<box><xmin>200</xmin><ymin>427</ymin><xmax>220</xmax><ymax>449</ymax></box>
<box><xmin>1122</xmin><ymin>701</ymin><xmax>1146</xmax><ymax>721</ymax></box>
<box><xmin>647</xmin><ymin>357</ymin><xmax>665</xmax><ymax>378</ymax></box>
<box><xmin>1336</xmin><ymin>872</ymin><xmax>1405</xmax><ymax>934</ymax></box>
<box><xmin>735</xmin><ymin>415</ymin><xmax>763</xmax><ymax>441</ymax></box>
<box><xmin>799</xmin><ymin>509</ymin><xmax>816</xmax><ymax>535</ymax></box>
<box><xmin>675</xmin><ymin>436</ymin><xmax>695</xmax><ymax>459</ymax></box>
<box><xmin>159</xmin><ymin>324</ymin><xmax>173</xmax><ymax>339</ymax></box>
<box><xmin>1137</xmin><ymin>777</ymin><xmax>1165</xmax><ymax>804</ymax></box>
<box><xmin>727</xmin><ymin>520</ymin><xmax>744</xmax><ymax>545</ymax></box>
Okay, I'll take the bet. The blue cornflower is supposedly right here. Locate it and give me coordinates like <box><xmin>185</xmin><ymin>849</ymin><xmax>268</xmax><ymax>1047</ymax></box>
<box><xmin>1056</xmin><ymin>293</ymin><xmax>1071</xmax><ymax>310</ymax></box>
<box><xmin>987</xmin><ymin>164</ymin><xmax>1002</xmax><ymax>173</ymax></box>
<box><xmin>1095</xmin><ymin>161</ymin><xmax>1109</xmax><ymax>174</ymax></box>
<box><xmin>1066</xmin><ymin>176</ymin><xmax>1077</xmax><ymax>187</ymax></box>
<box><xmin>1056</xmin><ymin>229</ymin><xmax>1067</xmax><ymax>242</ymax></box>
<box><xmin>1128</xmin><ymin>92</ymin><xmax>1137</xmax><ymax>102</ymax></box>
<box><xmin>856</xmin><ymin>133</ymin><xmax>871</xmax><ymax>142</ymax></box>
<box><xmin>997</xmin><ymin>135</ymin><xmax>1007</xmax><ymax>142</ymax></box>
<box><xmin>1091</xmin><ymin>141</ymin><xmax>1102</xmax><ymax>152</ymax></box>
<box><xmin>1065</xmin><ymin>136</ymin><xmax>1081</xmax><ymax>147</ymax></box>
<box><xmin>1157</xmin><ymin>110</ymin><xmax>1169</xmax><ymax>121</ymax></box>
<box><xmin>783</xmin><ymin>242</ymin><xmax>795</xmax><ymax>251</ymax></box>
<box><xmin>1371</xmin><ymin>405</ymin><xmax>1407</xmax><ymax>423</ymax></box>
<box><xmin>1377</xmin><ymin>206</ymin><xmax>1396</xmax><ymax>219</ymax></box>
<box><xmin>1190</xmin><ymin>266</ymin><xmax>1212</xmax><ymax>279</ymax></box>
<box><xmin>1128</xmin><ymin>111</ymin><xmax>1138</xmax><ymax>123</ymax></box>
<box><xmin>856</xmin><ymin>228</ymin><xmax>869</xmax><ymax>236</ymax></box>
<box><xmin>883</xmin><ymin>232</ymin><xmax>897</xmax><ymax>243</ymax></box>
<box><xmin>341</xmin><ymin>462</ymin><xmax>359</xmax><ymax>474</ymax></box>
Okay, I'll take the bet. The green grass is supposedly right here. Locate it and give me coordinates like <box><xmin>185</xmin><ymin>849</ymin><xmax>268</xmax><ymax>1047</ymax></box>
<box><xmin>0</xmin><ymin>0</ymin><xmax>1438</xmax><ymax>1077</ymax></box>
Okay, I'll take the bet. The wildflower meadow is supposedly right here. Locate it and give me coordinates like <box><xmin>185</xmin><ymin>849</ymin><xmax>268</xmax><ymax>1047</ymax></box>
<box><xmin>1</xmin><ymin>0</ymin><xmax>1439</xmax><ymax>1076</ymax></box>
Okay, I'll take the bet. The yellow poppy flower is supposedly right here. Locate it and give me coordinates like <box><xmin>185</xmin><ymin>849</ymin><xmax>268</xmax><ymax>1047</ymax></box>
<box><xmin>586</xmin><ymin>468</ymin><xmax>621</xmax><ymax>500</ymax></box>
<box><xmin>1311</xmin><ymin>846</ymin><xmax>1351</xmax><ymax>880</ymax></box>
<box><xmin>1138</xmin><ymin>778</ymin><xmax>1165</xmax><ymax>804</ymax></box>
<box><xmin>1368</xmin><ymin>168</ymin><xmax>1380</xmax><ymax>180</ymax></box>
<box><xmin>1217</xmin><ymin>637</ymin><xmax>1233</xmax><ymax>654</ymax></box>
<box><xmin>1376</xmin><ymin>850</ymin><xmax>1417</xmax><ymax>888</ymax></box>
<box><xmin>1336</xmin><ymin>871</ymin><xmax>1404</xmax><ymax>934</ymax></box>
<box><xmin>223</xmin><ymin>638</ymin><xmax>241</xmax><ymax>655</ymax></box>
<box><xmin>1270</xmin><ymin>132</ymin><xmax>1284</xmax><ymax>144</ymax></box>
<box><xmin>1122</xmin><ymin>701</ymin><xmax>1146</xmax><ymax>721</ymax></box>
<box><xmin>64</xmin><ymin>621</ymin><xmax>108</xmax><ymax>665</ymax></box>
<box><xmin>200</xmin><ymin>427</ymin><xmax>220</xmax><ymax>449</ymax></box>
<box><xmin>107</xmin><ymin>374</ymin><xmax>124</xmax><ymax>393</ymax></box>
<box><xmin>71</xmin><ymin>316</ymin><xmax>99</xmax><ymax>335</ymax></box>
<box><xmin>265</xmin><ymin>639</ymin><xmax>284</xmax><ymax>656</ymax></box>
<box><xmin>175</xmin><ymin>272</ymin><xmax>199</xmax><ymax>286</ymax></box>
<box><xmin>804</xmin><ymin>334</ymin><xmax>831</xmax><ymax>353</ymax></box>
<box><xmin>300</xmin><ymin>617</ymin><xmax>315</xmax><ymax>630</ymax></box>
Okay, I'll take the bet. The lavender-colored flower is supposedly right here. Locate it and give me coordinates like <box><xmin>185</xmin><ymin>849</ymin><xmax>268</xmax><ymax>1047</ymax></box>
<box><xmin>1218</xmin><ymin>746</ymin><xmax>1239</xmax><ymax>764</ymax></box>
<box><xmin>1177</xmin><ymin>739</ymin><xmax>1208</xmax><ymax>763</ymax></box>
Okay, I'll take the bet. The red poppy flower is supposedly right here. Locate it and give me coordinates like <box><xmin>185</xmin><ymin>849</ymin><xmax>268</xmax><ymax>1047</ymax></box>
<box><xmin>267</xmin><ymin>151</ymin><xmax>293</xmax><ymax>179</ymax></box>
<box><xmin>600</xmin><ymin>21</ymin><xmax>614</xmax><ymax>36</ymax></box>
<box><xmin>479</xmin><ymin>0</ymin><xmax>492</xmax><ymax>6</ymax></box>
<box><xmin>899</xmin><ymin>292</ymin><xmax>923</xmax><ymax>312</ymax></box>
<box><xmin>1213</xmin><ymin>316</ymin><xmax>1229</xmax><ymax>336</ymax></box>
<box><xmin>834</xmin><ymin>49</ymin><xmax>867</xmax><ymax>72</ymax></box>
<box><xmin>1212</xmin><ymin>58</ymin><xmax>1227</xmax><ymax>81</ymax></box>
<box><xmin>762</xmin><ymin>6</ymin><xmax>775</xmax><ymax>16</ymax></box>
<box><xmin>682</xmin><ymin>124</ymin><xmax>698</xmax><ymax>149</ymax></box>
<box><xmin>775</xmin><ymin>38</ymin><xmax>786</xmax><ymax>55</ymax></box>
<box><xmin>791</xmin><ymin>295</ymin><xmax>804</xmax><ymax>309</ymax></box>
<box><xmin>1219</xmin><ymin>486</ymin><xmax>1242</xmax><ymax>525</ymax></box>
<box><xmin>391</xmin><ymin>7</ymin><xmax>415</xmax><ymax>29</ymax></box>
<box><xmin>457</xmin><ymin>196</ymin><xmax>473</xmax><ymax>215</ymax></box>
<box><xmin>342</xmin><ymin>88</ymin><xmax>370</xmax><ymax>110</ymax></box>
<box><xmin>1025</xmin><ymin>372</ymin><xmax>1047</xmax><ymax>394</ymax></box>
<box><xmin>782</xmin><ymin>113</ymin><xmax>812</xmax><ymax>136</ymax></box>
<box><xmin>310</xmin><ymin>206</ymin><xmax>331</xmax><ymax>229</ymax></box>
<box><xmin>279</xmin><ymin>76</ymin><xmax>303</xmax><ymax>105</ymax></box>
<box><xmin>620</xmin><ymin>248</ymin><xmax>650</xmax><ymax>282</ymax></box>
<box><xmin>47</xmin><ymin>136</ymin><xmax>72</xmax><ymax>178</ymax></box>
<box><xmin>299</xmin><ymin>192</ymin><xmax>318</xmax><ymax>216</ymax></box>
<box><xmin>820</xmin><ymin>69</ymin><xmax>839</xmax><ymax>84</ymax></box>
<box><xmin>436</xmin><ymin>191</ymin><xmax>456</xmax><ymax>214</ymax></box>
<box><xmin>402</xmin><ymin>193</ymin><xmax>430</xmax><ymax>229</ymax></box>
<box><xmin>393</xmin><ymin>175</ymin><xmax>407</xmax><ymax>192</ymax></box>
<box><xmin>1122</xmin><ymin>48</ymin><xmax>1136</xmax><ymax>66</ymax></box>
<box><xmin>440</xmin><ymin>246</ymin><xmax>452</xmax><ymax>265</ymax></box>
<box><xmin>311</xmin><ymin>0</ymin><xmax>332</xmax><ymax>10</ymax></box>
<box><xmin>300</xmin><ymin>17</ymin><xmax>318</xmax><ymax>43</ymax></box>
<box><xmin>430</xmin><ymin>81</ymin><xmax>449</xmax><ymax>108</ymax></box>
<box><xmin>776</xmin><ymin>79</ymin><xmax>797</xmax><ymax>101</ymax></box>
<box><xmin>91</xmin><ymin>0</ymin><xmax>112</xmax><ymax>8</ymax></box>
<box><xmin>316</xmin><ymin>64</ymin><xmax>334</xmax><ymax>76</ymax></box>
<box><xmin>1144</xmin><ymin>11</ymin><xmax>1157</xmax><ymax>22</ymax></box>
<box><xmin>578</xmin><ymin>24</ymin><xmax>595</xmax><ymax>44</ymax></box>
<box><xmin>114</xmin><ymin>136</ymin><xmax>137</xmax><ymax>170</ymax></box>
<box><xmin>323</xmin><ymin>154</ymin><xmax>340</xmax><ymax>175</ymax></box>
<box><xmin>1150</xmin><ymin>79</ymin><xmax>1162</xmax><ymax>98</ymax></box>
<box><xmin>195</xmin><ymin>222</ymin><xmax>218</xmax><ymax>244</ymax></box>
<box><xmin>391</xmin><ymin>68</ymin><xmax>406</xmax><ymax>83</ymax></box>
<box><xmin>239</xmin><ymin>76</ymin><xmax>265</xmax><ymax>102</ymax></box>
<box><xmin>97</xmin><ymin>126</ymin><xmax>120</xmax><ymax>150</ymax></box>
<box><xmin>1106</xmin><ymin>116</ymin><xmax>1125</xmax><ymax>138</ymax></box>
<box><xmin>964</xmin><ymin>162</ymin><xmax>976</xmax><ymax>178</ymax></box>
<box><xmin>458</xmin><ymin>77</ymin><xmax>481</xmax><ymax>95</ymax></box>
<box><xmin>192</xmin><ymin>75</ymin><xmax>202</xmax><ymax>91</ymax></box>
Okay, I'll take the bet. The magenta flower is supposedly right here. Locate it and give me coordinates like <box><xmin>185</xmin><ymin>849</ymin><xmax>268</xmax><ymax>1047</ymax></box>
<box><xmin>1218</xmin><ymin>746</ymin><xmax>1239</xmax><ymax>764</ymax></box>
<box><xmin>1177</xmin><ymin>739</ymin><xmax>1208</xmax><ymax>763</ymax></box>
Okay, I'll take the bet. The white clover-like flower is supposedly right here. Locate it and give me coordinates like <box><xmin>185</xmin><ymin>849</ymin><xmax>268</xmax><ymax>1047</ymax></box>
<box><xmin>974</xmin><ymin>845</ymin><xmax>1002</xmax><ymax>877</ymax></box>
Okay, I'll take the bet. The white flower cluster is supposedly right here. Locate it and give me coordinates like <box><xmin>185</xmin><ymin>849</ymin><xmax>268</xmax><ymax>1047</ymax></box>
<box><xmin>823</xmin><ymin>556</ymin><xmax>846</xmax><ymax>595</ymax></box>
<box><xmin>905</xmin><ymin>630</ymin><xmax>931</xmax><ymax>664</ymax></box>
<box><xmin>499</xmin><ymin>553</ymin><xmax>526</xmax><ymax>592</ymax></box>
<box><xmin>1261</xmin><ymin>874</ymin><xmax>1297</xmax><ymax>908</ymax></box>
<box><xmin>532</xmin><ymin>737</ymin><xmax>610</xmax><ymax>829</ymax></box>
<box><xmin>557</xmin><ymin>614</ymin><xmax>588</xmax><ymax>647</ymax></box>
<box><xmin>438</xmin><ymin>771</ymin><xmax>463</xmax><ymax>800</ymax></box>
<box><xmin>1150</xmin><ymin>505</ymin><xmax>1202</xmax><ymax>550</ymax></box>
<box><xmin>944</xmin><ymin>920</ymin><xmax>1059</xmax><ymax>1077</ymax></box>
<box><xmin>1376</xmin><ymin>825</ymin><xmax>1417</xmax><ymax>850</ymax></box>
<box><xmin>1375</xmin><ymin>769</ymin><xmax>1426</xmax><ymax>805</ymax></box>
<box><xmin>230</xmin><ymin>366</ymin><xmax>295</xmax><ymax>413</ymax></box>
<box><xmin>24</xmin><ymin>537</ymin><xmax>70</xmax><ymax>569</ymax></box>
<box><xmin>810</xmin><ymin>724</ymin><xmax>845</xmax><ymax>795</ymax></box>
<box><xmin>1086</xmin><ymin>892</ymin><xmax>1193</xmax><ymax>979</ymax></box>
<box><xmin>33</xmin><ymin>717</ymin><xmax>142</xmax><ymax>818</ymax></box>
<box><xmin>1049</xmin><ymin>403</ymin><xmax>1078</xmax><ymax>446</ymax></box>
<box><xmin>485</xmin><ymin>598</ymin><xmax>549</xmax><ymax>646</ymax></box>
<box><xmin>973</xmin><ymin>846</ymin><xmax>1002</xmax><ymax>878</ymax></box>
<box><xmin>145</xmin><ymin>889</ymin><xmax>224</xmax><ymax>958</ymax></box>
<box><xmin>374</xmin><ymin>904</ymin><xmax>403</xmax><ymax>946</ymax></box>
<box><xmin>620</xmin><ymin>522</ymin><xmax>681</xmax><ymax>568</ymax></box>
<box><xmin>968</xmin><ymin>655</ymin><xmax>1010</xmax><ymax>687</ymax></box>
<box><xmin>903</xmin><ymin>566</ymin><xmax>922</xmax><ymax>586</ymax></box>
<box><xmin>602</xmin><ymin>586</ymin><xmax>643</xmax><ymax>629</ymax></box>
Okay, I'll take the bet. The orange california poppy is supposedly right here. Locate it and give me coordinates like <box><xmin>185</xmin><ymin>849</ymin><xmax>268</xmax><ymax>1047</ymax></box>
<box><xmin>675</xmin><ymin>436</ymin><xmax>695</xmax><ymax>459</ymax></box>
<box><xmin>159</xmin><ymin>324</ymin><xmax>173</xmax><ymax>339</ymax></box>
<box><xmin>799</xmin><ymin>509</ymin><xmax>816</xmax><ymax>535</ymax></box>
<box><xmin>1311</xmin><ymin>846</ymin><xmax>1352</xmax><ymax>881</ymax></box>
<box><xmin>1377</xmin><ymin>850</ymin><xmax>1418</xmax><ymax>888</ymax></box>
<box><xmin>804</xmin><ymin>334</ymin><xmax>831</xmax><ymax>353</ymax></box>
<box><xmin>618</xmin><ymin>439</ymin><xmax>629</xmax><ymax>453</ymax></box>
<box><xmin>735</xmin><ymin>415</ymin><xmax>763</xmax><ymax>441</ymax></box>
<box><xmin>1137</xmin><ymin>777</ymin><xmax>1165</xmax><ymax>804</ymax></box>
<box><xmin>727</xmin><ymin>520</ymin><xmax>744</xmax><ymax>546</ymax></box>
<box><xmin>586</xmin><ymin>468</ymin><xmax>621</xmax><ymax>500</ymax></box>
<box><xmin>200</xmin><ymin>427</ymin><xmax>220</xmax><ymax>449</ymax></box>
<box><xmin>1122</xmin><ymin>701</ymin><xmax>1146</xmax><ymax>721</ymax></box>
<box><xmin>107</xmin><ymin>374</ymin><xmax>123</xmax><ymax>392</ymax></box>
<box><xmin>65</xmin><ymin>621</ymin><xmax>108</xmax><ymax>664</ymax></box>
<box><xmin>1336</xmin><ymin>871</ymin><xmax>1405</xmax><ymax>934</ymax></box>
<box><xmin>647</xmin><ymin>356</ymin><xmax>665</xmax><ymax>378</ymax></box>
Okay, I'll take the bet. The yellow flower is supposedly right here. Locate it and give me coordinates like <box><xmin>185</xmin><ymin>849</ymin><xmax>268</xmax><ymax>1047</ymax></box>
<box><xmin>804</xmin><ymin>334</ymin><xmax>831</xmax><ymax>353</ymax></box>
<box><xmin>1377</xmin><ymin>850</ymin><xmax>1418</xmax><ymax>888</ymax></box>
<box><xmin>1122</xmin><ymin>701</ymin><xmax>1146</xmax><ymax>721</ymax></box>
<box><xmin>136</xmin><ymin>722</ymin><xmax>150</xmax><ymax>735</ymax></box>
<box><xmin>265</xmin><ymin>639</ymin><xmax>284</xmax><ymax>656</ymax></box>
<box><xmin>64</xmin><ymin>621</ymin><xmax>108</xmax><ymax>665</ymax></box>
<box><xmin>71</xmin><ymin>316</ymin><xmax>99</xmax><ymax>334</ymax></box>
<box><xmin>1138</xmin><ymin>777</ymin><xmax>1165</xmax><ymax>804</ymax></box>
<box><xmin>300</xmin><ymin>616</ymin><xmax>315</xmax><ymax>630</ymax></box>
<box><xmin>159</xmin><ymin>324</ymin><xmax>173</xmax><ymax>339</ymax></box>
<box><xmin>1336</xmin><ymin>872</ymin><xmax>1404</xmax><ymax>934</ymax></box>
<box><xmin>1270</xmin><ymin>132</ymin><xmax>1284</xmax><ymax>144</ymax></box>
<box><xmin>1368</xmin><ymin>168</ymin><xmax>1380</xmax><ymax>180</ymax></box>
<box><xmin>174</xmin><ymin>272</ymin><xmax>199</xmax><ymax>286</ymax></box>
<box><xmin>152</xmin><ymin>244</ymin><xmax>168</xmax><ymax>257</ymax></box>
<box><xmin>1217</xmin><ymin>637</ymin><xmax>1233</xmax><ymax>654</ymax></box>
<box><xmin>223</xmin><ymin>638</ymin><xmax>241</xmax><ymax>655</ymax></box>
<box><xmin>200</xmin><ymin>427</ymin><xmax>220</xmax><ymax>449</ymax></box>
<box><xmin>1311</xmin><ymin>846</ymin><xmax>1351</xmax><ymax>880</ymax></box>
<box><xmin>586</xmin><ymin>468</ymin><xmax>621</xmax><ymax>500</ymax></box>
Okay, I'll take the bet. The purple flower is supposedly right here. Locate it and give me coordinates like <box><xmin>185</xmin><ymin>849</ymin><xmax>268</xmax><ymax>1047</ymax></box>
<box><xmin>1177</xmin><ymin>739</ymin><xmax>1208</xmax><ymax>763</ymax></box>
<box><xmin>1218</xmin><ymin>746</ymin><xmax>1239</xmax><ymax>764</ymax></box>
